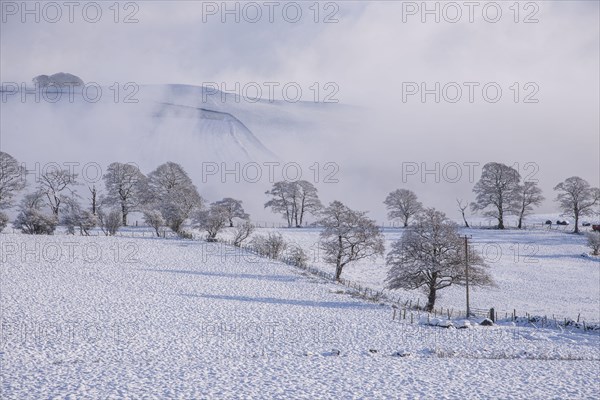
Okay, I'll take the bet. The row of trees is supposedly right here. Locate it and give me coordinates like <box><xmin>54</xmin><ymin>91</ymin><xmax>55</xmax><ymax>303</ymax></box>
<box><xmin>0</xmin><ymin>153</ymin><xmax>252</xmax><ymax>238</ymax></box>
<box><xmin>381</xmin><ymin>162</ymin><xmax>599</xmax><ymax>233</ymax></box>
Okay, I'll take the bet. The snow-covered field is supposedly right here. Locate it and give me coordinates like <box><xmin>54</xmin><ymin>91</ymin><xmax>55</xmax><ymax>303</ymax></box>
<box><xmin>1</xmin><ymin>232</ymin><xmax>599</xmax><ymax>398</ymax></box>
<box><xmin>230</xmin><ymin>226</ymin><xmax>600</xmax><ymax>322</ymax></box>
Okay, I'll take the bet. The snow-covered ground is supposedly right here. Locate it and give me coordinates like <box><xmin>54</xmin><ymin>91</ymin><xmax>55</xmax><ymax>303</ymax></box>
<box><xmin>1</xmin><ymin>232</ymin><xmax>598</xmax><ymax>398</ymax></box>
<box><xmin>223</xmin><ymin>226</ymin><xmax>600</xmax><ymax>322</ymax></box>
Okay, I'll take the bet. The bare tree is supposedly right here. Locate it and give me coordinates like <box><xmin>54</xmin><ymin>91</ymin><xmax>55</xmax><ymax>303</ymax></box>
<box><xmin>265</xmin><ymin>180</ymin><xmax>322</xmax><ymax>227</ymax></box>
<box><xmin>517</xmin><ymin>182</ymin><xmax>544</xmax><ymax>229</ymax></box>
<box><xmin>384</xmin><ymin>189</ymin><xmax>423</xmax><ymax>227</ymax></box>
<box><xmin>193</xmin><ymin>204</ymin><xmax>229</xmax><ymax>242</ymax></box>
<box><xmin>471</xmin><ymin>162</ymin><xmax>521</xmax><ymax>229</ymax></box>
<box><xmin>0</xmin><ymin>151</ymin><xmax>26</xmax><ymax>209</ymax></box>
<box><xmin>386</xmin><ymin>208</ymin><xmax>494</xmax><ymax>311</ymax></box>
<box><xmin>554</xmin><ymin>176</ymin><xmax>599</xmax><ymax>233</ymax></box>
<box><xmin>586</xmin><ymin>232</ymin><xmax>600</xmax><ymax>256</ymax></box>
<box><xmin>147</xmin><ymin>162</ymin><xmax>204</xmax><ymax>235</ymax></box>
<box><xmin>103</xmin><ymin>162</ymin><xmax>147</xmax><ymax>226</ymax></box>
<box><xmin>233</xmin><ymin>221</ymin><xmax>255</xmax><ymax>247</ymax></box>
<box><xmin>319</xmin><ymin>201</ymin><xmax>385</xmax><ymax>280</ymax></box>
<box><xmin>37</xmin><ymin>168</ymin><xmax>78</xmax><ymax>217</ymax></box>
<box><xmin>456</xmin><ymin>198</ymin><xmax>470</xmax><ymax>228</ymax></box>
<box><xmin>212</xmin><ymin>197</ymin><xmax>249</xmax><ymax>227</ymax></box>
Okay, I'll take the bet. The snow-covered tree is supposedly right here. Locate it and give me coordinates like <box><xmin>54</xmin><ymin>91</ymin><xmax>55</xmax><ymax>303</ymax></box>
<box><xmin>232</xmin><ymin>221</ymin><xmax>255</xmax><ymax>247</ymax></box>
<box><xmin>265</xmin><ymin>180</ymin><xmax>322</xmax><ymax>227</ymax></box>
<box><xmin>384</xmin><ymin>188</ymin><xmax>423</xmax><ymax>227</ymax></box>
<box><xmin>471</xmin><ymin>162</ymin><xmax>521</xmax><ymax>229</ymax></box>
<box><xmin>13</xmin><ymin>192</ymin><xmax>58</xmax><ymax>235</ymax></box>
<box><xmin>212</xmin><ymin>197</ymin><xmax>249</xmax><ymax>227</ymax></box>
<box><xmin>37</xmin><ymin>168</ymin><xmax>78</xmax><ymax>217</ymax></box>
<box><xmin>61</xmin><ymin>196</ymin><xmax>97</xmax><ymax>235</ymax></box>
<box><xmin>516</xmin><ymin>181</ymin><xmax>544</xmax><ymax>229</ymax></box>
<box><xmin>193</xmin><ymin>204</ymin><xmax>229</xmax><ymax>242</ymax></box>
<box><xmin>146</xmin><ymin>162</ymin><xmax>204</xmax><ymax>235</ymax></box>
<box><xmin>386</xmin><ymin>208</ymin><xmax>493</xmax><ymax>311</ymax></box>
<box><xmin>586</xmin><ymin>232</ymin><xmax>600</xmax><ymax>256</ymax></box>
<box><xmin>294</xmin><ymin>181</ymin><xmax>322</xmax><ymax>227</ymax></box>
<box><xmin>265</xmin><ymin>181</ymin><xmax>295</xmax><ymax>227</ymax></box>
<box><xmin>142</xmin><ymin>209</ymin><xmax>165</xmax><ymax>237</ymax></box>
<box><xmin>554</xmin><ymin>176</ymin><xmax>599</xmax><ymax>234</ymax></box>
<box><xmin>0</xmin><ymin>151</ymin><xmax>26</xmax><ymax>209</ymax></box>
<box><xmin>319</xmin><ymin>201</ymin><xmax>385</xmax><ymax>280</ymax></box>
<box><xmin>103</xmin><ymin>162</ymin><xmax>147</xmax><ymax>226</ymax></box>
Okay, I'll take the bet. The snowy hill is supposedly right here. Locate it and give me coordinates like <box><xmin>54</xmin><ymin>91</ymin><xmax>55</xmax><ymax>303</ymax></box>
<box><xmin>0</xmin><ymin>83</ymin><xmax>294</xmax><ymax>164</ymax></box>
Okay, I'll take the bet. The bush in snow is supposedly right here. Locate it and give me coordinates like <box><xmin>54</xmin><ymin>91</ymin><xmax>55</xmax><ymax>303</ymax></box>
<box><xmin>251</xmin><ymin>232</ymin><xmax>287</xmax><ymax>259</ymax></box>
<box><xmin>61</xmin><ymin>197</ymin><xmax>97</xmax><ymax>235</ymax></box>
<box><xmin>0</xmin><ymin>211</ymin><xmax>9</xmax><ymax>232</ymax></box>
<box><xmin>232</xmin><ymin>221</ymin><xmax>255</xmax><ymax>247</ymax></box>
<box><xmin>286</xmin><ymin>245</ymin><xmax>308</xmax><ymax>267</ymax></box>
<box><xmin>586</xmin><ymin>231</ymin><xmax>600</xmax><ymax>256</ymax></box>
<box><xmin>13</xmin><ymin>192</ymin><xmax>58</xmax><ymax>235</ymax></box>
<box><xmin>98</xmin><ymin>208</ymin><xmax>122</xmax><ymax>236</ymax></box>
<box><xmin>142</xmin><ymin>209</ymin><xmax>165</xmax><ymax>237</ymax></box>
<box><xmin>14</xmin><ymin>208</ymin><xmax>58</xmax><ymax>235</ymax></box>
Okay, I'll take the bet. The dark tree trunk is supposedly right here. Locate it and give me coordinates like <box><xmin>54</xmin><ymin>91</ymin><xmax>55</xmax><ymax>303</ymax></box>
<box><xmin>426</xmin><ymin>285</ymin><xmax>437</xmax><ymax>312</ymax></box>
<box><xmin>497</xmin><ymin>204</ymin><xmax>505</xmax><ymax>229</ymax></box>
<box><xmin>574</xmin><ymin>212</ymin><xmax>580</xmax><ymax>234</ymax></box>
<box><xmin>335</xmin><ymin>235</ymin><xmax>343</xmax><ymax>281</ymax></box>
<box><xmin>122</xmin><ymin>207</ymin><xmax>127</xmax><ymax>226</ymax></box>
<box><xmin>462</xmin><ymin>213</ymin><xmax>470</xmax><ymax>228</ymax></box>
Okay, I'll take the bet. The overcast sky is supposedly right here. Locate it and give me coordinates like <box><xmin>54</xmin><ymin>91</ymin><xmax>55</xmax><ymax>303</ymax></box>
<box><xmin>1</xmin><ymin>1</ymin><xmax>598</xmax><ymax>223</ymax></box>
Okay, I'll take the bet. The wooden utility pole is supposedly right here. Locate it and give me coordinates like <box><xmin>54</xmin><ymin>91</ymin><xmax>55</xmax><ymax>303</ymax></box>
<box><xmin>464</xmin><ymin>235</ymin><xmax>471</xmax><ymax>318</ymax></box>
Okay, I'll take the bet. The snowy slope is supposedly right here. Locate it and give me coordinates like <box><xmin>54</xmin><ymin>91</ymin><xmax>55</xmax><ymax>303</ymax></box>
<box><xmin>223</xmin><ymin>226</ymin><xmax>600</xmax><ymax>322</ymax></box>
<box><xmin>1</xmin><ymin>233</ymin><xmax>598</xmax><ymax>398</ymax></box>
